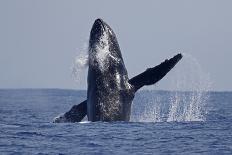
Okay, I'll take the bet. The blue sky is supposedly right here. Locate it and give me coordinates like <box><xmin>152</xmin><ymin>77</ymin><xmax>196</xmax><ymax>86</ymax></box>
<box><xmin>0</xmin><ymin>1</ymin><xmax>232</xmax><ymax>91</ymax></box>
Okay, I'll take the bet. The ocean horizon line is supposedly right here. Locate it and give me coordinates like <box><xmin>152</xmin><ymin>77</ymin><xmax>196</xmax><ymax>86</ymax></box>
<box><xmin>0</xmin><ymin>88</ymin><xmax>231</xmax><ymax>93</ymax></box>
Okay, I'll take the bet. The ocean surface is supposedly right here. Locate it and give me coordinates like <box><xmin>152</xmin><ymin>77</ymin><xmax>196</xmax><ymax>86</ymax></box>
<box><xmin>0</xmin><ymin>89</ymin><xmax>232</xmax><ymax>155</ymax></box>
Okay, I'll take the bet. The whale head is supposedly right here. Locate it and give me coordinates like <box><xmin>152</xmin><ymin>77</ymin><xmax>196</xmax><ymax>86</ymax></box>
<box><xmin>87</xmin><ymin>19</ymin><xmax>131</xmax><ymax>121</ymax></box>
<box><xmin>89</xmin><ymin>19</ymin><xmax>118</xmax><ymax>48</ymax></box>
<box><xmin>88</xmin><ymin>19</ymin><xmax>123</xmax><ymax>71</ymax></box>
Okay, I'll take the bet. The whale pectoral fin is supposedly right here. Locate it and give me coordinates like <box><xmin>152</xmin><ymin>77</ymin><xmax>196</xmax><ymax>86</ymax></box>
<box><xmin>64</xmin><ymin>100</ymin><xmax>87</xmax><ymax>122</ymax></box>
<box><xmin>53</xmin><ymin>100</ymin><xmax>87</xmax><ymax>123</ymax></box>
<box><xmin>128</xmin><ymin>53</ymin><xmax>182</xmax><ymax>92</ymax></box>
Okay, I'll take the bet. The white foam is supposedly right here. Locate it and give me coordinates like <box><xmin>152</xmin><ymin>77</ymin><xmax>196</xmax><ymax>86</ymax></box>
<box><xmin>79</xmin><ymin>121</ymin><xmax>91</xmax><ymax>124</ymax></box>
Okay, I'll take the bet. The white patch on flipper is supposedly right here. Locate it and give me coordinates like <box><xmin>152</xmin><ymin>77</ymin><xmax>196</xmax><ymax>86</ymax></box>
<box><xmin>53</xmin><ymin>113</ymin><xmax>68</xmax><ymax>123</ymax></box>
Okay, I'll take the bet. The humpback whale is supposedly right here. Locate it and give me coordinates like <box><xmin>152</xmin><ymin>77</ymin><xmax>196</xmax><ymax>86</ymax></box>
<box><xmin>53</xmin><ymin>19</ymin><xmax>182</xmax><ymax>123</ymax></box>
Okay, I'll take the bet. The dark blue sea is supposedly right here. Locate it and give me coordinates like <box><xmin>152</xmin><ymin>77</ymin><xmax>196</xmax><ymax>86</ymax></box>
<box><xmin>0</xmin><ymin>89</ymin><xmax>232</xmax><ymax>155</ymax></box>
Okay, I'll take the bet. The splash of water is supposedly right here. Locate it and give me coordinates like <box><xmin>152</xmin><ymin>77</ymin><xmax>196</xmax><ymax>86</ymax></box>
<box><xmin>71</xmin><ymin>43</ymin><xmax>88</xmax><ymax>86</ymax></box>
<box><xmin>71</xmin><ymin>31</ymin><xmax>113</xmax><ymax>86</ymax></box>
<box><xmin>131</xmin><ymin>91</ymin><xmax>162</xmax><ymax>122</ymax></box>
<box><xmin>89</xmin><ymin>28</ymin><xmax>121</xmax><ymax>72</ymax></box>
<box><xmin>167</xmin><ymin>53</ymin><xmax>211</xmax><ymax>122</ymax></box>
<box><xmin>131</xmin><ymin>53</ymin><xmax>211</xmax><ymax>122</ymax></box>
<box><xmin>89</xmin><ymin>31</ymin><xmax>111</xmax><ymax>72</ymax></box>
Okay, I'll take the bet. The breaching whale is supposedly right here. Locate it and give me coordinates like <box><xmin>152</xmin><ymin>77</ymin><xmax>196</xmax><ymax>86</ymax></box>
<box><xmin>53</xmin><ymin>19</ymin><xmax>182</xmax><ymax>123</ymax></box>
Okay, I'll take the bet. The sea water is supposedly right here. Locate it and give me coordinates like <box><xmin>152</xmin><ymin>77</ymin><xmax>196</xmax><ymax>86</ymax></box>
<box><xmin>1</xmin><ymin>51</ymin><xmax>231</xmax><ymax>154</ymax></box>
<box><xmin>0</xmin><ymin>89</ymin><xmax>232</xmax><ymax>155</ymax></box>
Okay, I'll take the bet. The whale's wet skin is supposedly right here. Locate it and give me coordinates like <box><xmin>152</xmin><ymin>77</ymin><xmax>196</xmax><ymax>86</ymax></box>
<box><xmin>87</xmin><ymin>19</ymin><xmax>134</xmax><ymax>121</ymax></box>
<box><xmin>54</xmin><ymin>19</ymin><xmax>182</xmax><ymax>123</ymax></box>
